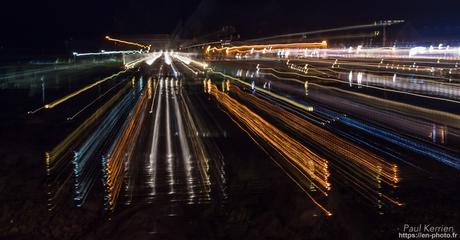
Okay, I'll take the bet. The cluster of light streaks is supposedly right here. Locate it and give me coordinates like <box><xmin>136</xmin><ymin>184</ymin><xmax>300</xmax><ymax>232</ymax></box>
<box><xmin>222</xmin><ymin>54</ymin><xmax>460</xmax><ymax>165</ymax></box>
<box><xmin>36</xmin><ymin>28</ymin><xmax>460</xmax><ymax>218</ymax></box>
<box><xmin>293</xmin><ymin>58</ymin><xmax>460</xmax><ymax>85</ymax></box>
<box><xmin>145</xmin><ymin>76</ymin><xmax>226</xmax><ymax>204</ymax></box>
<box><xmin>45</xmin><ymin>82</ymin><xmax>132</xmax><ymax>210</ymax></box>
<box><xmin>302</xmin><ymin>57</ymin><xmax>460</xmax><ymax>78</ymax></box>
<box><xmin>42</xmin><ymin>50</ymin><xmax>231</xmax><ymax>212</ymax></box>
<box><xmin>208</xmin><ymin>82</ymin><xmax>331</xmax><ymax>215</ymax></box>
<box><xmin>339</xmin><ymin>116</ymin><xmax>460</xmax><ymax>170</ymax></box>
<box><xmin>45</xmin><ymin>83</ymin><xmax>131</xmax><ymax>172</ymax></box>
<box><xmin>258</xmin><ymin>62</ymin><xmax>460</xmax><ymax>107</ymax></box>
<box><xmin>341</xmin><ymin>70</ymin><xmax>460</xmax><ymax>101</ymax></box>
<box><xmin>218</xmin><ymin>43</ymin><xmax>460</xmax><ymax>62</ymax></box>
<box><xmin>72</xmin><ymin>85</ymin><xmax>135</xmax><ymax>206</ymax></box>
<box><xmin>229</xmin><ymin>83</ymin><xmax>401</xmax><ymax>207</ymax></box>
<box><xmin>261</xmin><ymin>64</ymin><xmax>460</xmax><ymax>165</ymax></box>
<box><xmin>102</xmin><ymin>84</ymin><xmax>150</xmax><ymax>211</ymax></box>
<box><xmin>300</xmin><ymin>45</ymin><xmax>460</xmax><ymax>60</ymax></box>
<box><xmin>293</xmin><ymin>61</ymin><xmax>460</xmax><ymax>103</ymax></box>
<box><xmin>210</xmin><ymin>64</ymin><xmax>405</xmax><ymax>206</ymax></box>
<box><xmin>254</xmin><ymin>61</ymin><xmax>460</xmax><ymax>128</ymax></box>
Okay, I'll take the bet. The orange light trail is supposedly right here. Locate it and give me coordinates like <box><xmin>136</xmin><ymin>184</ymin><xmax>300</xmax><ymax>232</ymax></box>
<box><xmin>207</xmin><ymin>41</ymin><xmax>327</xmax><ymax>54</ymax></box>
<box><xmin>43</xmin><ymin>69</ymin><xmax>129</xmax><ymax>109</ymax></box>
<box><xmin>103</xmin><ymin>86</ymin><xmax>149</xmax><ymax>211</ymax></box>
<box><xmin>105</xmin><ymin>35</ymin><xmax>151</xmax><ymax>50</ymax></box>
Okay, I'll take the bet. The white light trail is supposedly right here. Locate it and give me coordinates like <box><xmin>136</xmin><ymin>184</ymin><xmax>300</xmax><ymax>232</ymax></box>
<box><xmin>148</xmin><ymin>78</ymin><xmax>164</xmax><ymax>196</ymax></box>
<box><xmin>165</xmin><ymin>77</ymin><xmax>175</xmax><ymax>194</ymax></box>
<box><xmin>72</xmin><ymin>50</ymin><xmax>144</xmax><ymax>57</ymax></box>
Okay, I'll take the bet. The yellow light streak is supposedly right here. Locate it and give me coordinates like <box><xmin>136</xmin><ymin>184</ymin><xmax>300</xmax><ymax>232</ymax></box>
<box><xmin>44</xmin><ymin>69</ymin><xmax>129</xmax><ymax>109</ymax></box>
<box><xmin>208</xmin><ymin>41</ymin><xmax>327</xmax><ymax>54</ymax></box>
<box><xmin>105</xmin><ymin>35</ymin><xmax>151</xmax><ymax>50</ymax></box>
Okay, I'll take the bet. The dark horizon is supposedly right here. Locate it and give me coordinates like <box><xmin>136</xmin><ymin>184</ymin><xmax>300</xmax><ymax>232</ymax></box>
<box><xmin>1</xmin><ymin>0</ymin><xmax>460</xmax><ymax>52</ymax></box>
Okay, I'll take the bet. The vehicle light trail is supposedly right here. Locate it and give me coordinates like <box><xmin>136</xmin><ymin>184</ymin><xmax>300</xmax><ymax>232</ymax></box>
<box><xmin>339</xmin><ymin>116</ymin><xmax>460</xmax><ymax>170</ymax></box>
<box><xmin>288</xmin><ymin>61</ymin><xmax>459</xmax><ymax>93</ymax></box>
<box><xmin>72</xmin><ymin>50</ymin><xmax>144</xmax><ymax>57</ymax></box>
<box><xmin>165</xmin><ymin>78</ymin><xmax>175</xmax><ymax>194</ymax></box>
<box><xmin>288</xmin><ymin>58</ymin><xmax>459</xmax><ymax>83</ymax></box>
<box><xmin>41</xmin><ymin>69</ymin><xmax>130</xmax><ymax>110</ymax></box>
<box><xmin>147</xmin><ymin>78</ymin><xmax>163</xmax><ymax>195</ymax></box>
<box><xmin>305</xmin><ymin>46</ymin><xmax>460</xmax><ymax>60</ymax></box>
<box><xmin>207</xmin><ymin>41</ymin><xmax>327</xmax><ymax>54</ymax></box>
<box><xmin>105</xmin><ymin>35</ymin><xmax>151</xmax><ymax>50</ymax></box>
<box><xmin>124</xmin><ymin>54</ymin><xmax>159</xmax><ymax>69</ymax></box>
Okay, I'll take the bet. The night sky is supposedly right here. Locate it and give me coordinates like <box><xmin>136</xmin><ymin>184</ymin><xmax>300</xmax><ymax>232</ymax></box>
<box><xmin>1</xmin><ymin>0</ymin><xmax>460</xmax><ymax>51</ymax></box>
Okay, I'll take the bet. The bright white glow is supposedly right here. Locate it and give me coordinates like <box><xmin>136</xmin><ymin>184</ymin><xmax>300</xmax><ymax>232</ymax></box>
<box><xmin>164</xmin><ymin>52</ymin><xmax>172</xmax><ymax>65</ymax></box>
<box><xmin>409</xmin><ymin>47</ymin><xmax>426</xmax><ymax>56</ymax></box>
<box><xmin>171</xmin><ymin>52</ymin><xmax>208</xmax><ymax>69</ymax></box>
<box><xmin>357</xmin><ymin>72</ymin><xmax>363</xmax><ymax>86</ymax></box>
<box><xmin>145</xmin><ymin>51</ymin><xmax>163</xmax><ymax>65</ymax></box>
<box><xmin>348</xmin><ymin>72</ymin><xmax>352</xmax><ymax>87</ymax></box>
